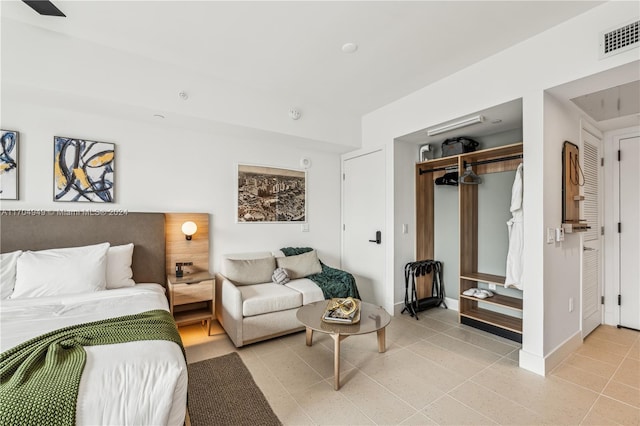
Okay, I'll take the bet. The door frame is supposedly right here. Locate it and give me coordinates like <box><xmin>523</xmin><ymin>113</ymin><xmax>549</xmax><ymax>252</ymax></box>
<box><xmin>603</xmin><ymin>126</ymin><xmax>640</xmax><ymax>326</ymax></box>
<box><xmin>341</xmin><ymin>146</ymin><xmax>392</xmax><ymax>313</ymax></box>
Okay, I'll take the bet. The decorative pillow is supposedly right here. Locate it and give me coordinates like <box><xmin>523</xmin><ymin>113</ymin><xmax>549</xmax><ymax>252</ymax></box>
<box><xmin>276</xmin><ymin>250</ymin><xmax>322</xmax><ymax>280</ymax></box>
<box><xmin>106</xmin><ymin>243</ymin><xmax>135</xmax><ymax>289</ymax></box>
<box><xmin>11</xmin><ymin>243</ymin><xmax>110</xmax><ymax>299</ymax></box>
<box><xmin>0</xmin><ymin>250</ymin><xmax>23</xmax><ymax>300</ymax></box>
<box><xmin>222</xmin><ymin>256</ymin><xmax>276</xmax><ymax>285</ymax></box>
<box><xmin>272</xmin><ymin>267</ymin><xmax>290</xmax><ymax>285</ymax></box>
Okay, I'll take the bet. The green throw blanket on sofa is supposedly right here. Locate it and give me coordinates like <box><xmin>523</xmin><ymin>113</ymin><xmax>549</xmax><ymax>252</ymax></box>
<box><xmin>0</xmin><ymin>309</ymin><xmax>184</xmax><ymax>426</ymax></box>
<box><xmin>281</xmin><ymin>247</ymin><xmax>360</xmax><ymax>299</ymax></box>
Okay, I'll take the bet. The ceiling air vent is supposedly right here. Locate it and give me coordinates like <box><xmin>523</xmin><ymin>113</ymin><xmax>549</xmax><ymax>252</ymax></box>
<box><xmin>600</xmin><ymin>20</ymin><xmax>639</xmax><ymax>59</ymax></box>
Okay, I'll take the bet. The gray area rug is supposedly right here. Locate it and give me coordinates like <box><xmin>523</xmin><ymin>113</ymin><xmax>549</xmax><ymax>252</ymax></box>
<box><xmin>188</xmin><ymin>352</ymin><xmax>282</xmax><ymax>426</ymax></box>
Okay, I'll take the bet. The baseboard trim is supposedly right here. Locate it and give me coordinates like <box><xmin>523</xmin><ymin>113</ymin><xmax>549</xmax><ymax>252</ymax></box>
<box><xmin>544</xmin><ymin>330</ymin><xmax>583</xmax><ymax>374</ymax></box>
<box><xmin>519</xmin><ymin>330</ymin><xmax>582</xmax><ymax>376</ymax></box>
<box><xmin>444</xmin><ymin>297</ymin><xmax>459</xmax><ymax>312</ymax></box>
<box><xmin>519</xmin><ymin>350</ymin><xmax>545</xmax><ymax>376</ymax></box>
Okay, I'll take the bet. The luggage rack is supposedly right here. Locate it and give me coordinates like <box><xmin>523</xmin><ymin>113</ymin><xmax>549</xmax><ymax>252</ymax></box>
<box><xmin>402</xmin><ymin>259</ymin><xmax>447</xmax><ymax>319</ymax></box>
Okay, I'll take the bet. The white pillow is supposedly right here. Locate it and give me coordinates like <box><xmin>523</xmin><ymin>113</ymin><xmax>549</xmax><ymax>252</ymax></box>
<box><xmin>0</xmin><ymin>250</ymin><xmax>23</xmax><ymax>300</ymax></box>
<box><xmin>275</xmin><ymin>250</ymin><xmax>322</xmax><ymax>280</ymax></box>
<box><xmin>11</xmin><ymin>243</ymin><xmax>110</xmax><ymax>299</ymax></box>
<box><xmin>222</xmin><ymin>256</ymin><xmax>276</xmax><ymax>285</ymax></box>
<box><xmin>272</xmin><ymin>267</ymin><xmax>290</xmax><ymax>285</ymax></box>
<box><xmin>106</xmin><ymin>244</ymin><xmax>135</xmax><ymax>289</ymax></box>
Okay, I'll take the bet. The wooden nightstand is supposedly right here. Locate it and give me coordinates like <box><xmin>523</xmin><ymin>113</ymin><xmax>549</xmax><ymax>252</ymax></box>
<box><xmin>167</xmin><ymin>271</ymin><xmax>215</xmax><ymax>335</ymax></box>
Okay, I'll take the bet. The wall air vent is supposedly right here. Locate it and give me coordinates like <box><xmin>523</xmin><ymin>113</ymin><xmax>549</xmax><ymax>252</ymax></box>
<box><xmin>600</xmin><ymin>20</ymin><xmax>639</xmax><ymax>59</ymax></box>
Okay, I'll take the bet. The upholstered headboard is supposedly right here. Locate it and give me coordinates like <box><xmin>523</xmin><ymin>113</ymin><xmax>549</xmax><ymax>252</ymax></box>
<box><xmin>0</xmin><ymin>212</ymin><xmax>166</xmax><ymax>285</ymax></box>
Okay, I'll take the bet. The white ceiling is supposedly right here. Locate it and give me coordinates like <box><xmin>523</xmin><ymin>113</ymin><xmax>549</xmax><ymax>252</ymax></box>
<box><xmin>547</xmin><ymin>61</ymin><xmax>640</xmax><ymax>132</ymax></box>
<box><xmin>3</xmin><ymin>0</ymin><xmax>604</xmax><ymax>120</ymax></box>
<box><xmin>0</xmin><ymin>0</ymin><xmax>603</xmax><ymax>143</ymax></box>
<box><xmin>571</xmin><ymin>80</ymin><xmax>640</xmax><ymax>121</ymax></box>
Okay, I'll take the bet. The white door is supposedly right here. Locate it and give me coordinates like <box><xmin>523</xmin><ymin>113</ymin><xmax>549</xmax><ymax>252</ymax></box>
<box><xmin>342</xmin><ymin>149</ymin><xmax>386</xmax><ymax>307</ymax></box>
<box><xmin>619</xmin><ymin>136</ymin><xmax>640</xmax><ymax>330</ymax></box>
<box><xmin>581</xmin><ymin>129</ymin><xmax>603</xmax><ymax>337</ymax></box>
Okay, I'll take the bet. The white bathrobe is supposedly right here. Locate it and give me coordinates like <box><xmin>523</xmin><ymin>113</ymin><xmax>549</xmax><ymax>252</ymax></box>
<box><xmin>505</xmin><ymin>163</ymin><xmax>523</xmax><ymax>290</ymax></box>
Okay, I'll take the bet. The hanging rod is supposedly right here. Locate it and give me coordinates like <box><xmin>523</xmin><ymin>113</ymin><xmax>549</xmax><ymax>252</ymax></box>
<box><xmin>464</xmin><ymin>154</ymin><xmax>523</xmax><ymax>168</ymax></box>
<box><xmin>419</xmin><ymin>165</ymin><xmax>458</xmax><ymax>175</ymax></box>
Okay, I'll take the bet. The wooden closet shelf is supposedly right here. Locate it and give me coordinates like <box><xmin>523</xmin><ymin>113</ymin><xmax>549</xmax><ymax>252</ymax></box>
<box><xmin>416</xmin><ymin>156</ymin><xmax>458</xmax><ymax>170</ymax></box>
<box><xmin>460</xmin><ymin>308</ymin><xmax>523</xmax><ymax>334</ymax></box>
<box><xmin>460</xmin><ymin>293</ymin><xmax>523</xmax><ymax>311</ymax></box>
<box><xmin>460</xmin><ymin>142</ymin><xmax>523</xmax><ymax>162</ymax></box>
<box><xmin>460</xmin><ymin>272</ymin><xmax>506</xmax><ymax>286</ymax></box>
<box><xmin>416</xmin><ymin>141</ymin><xmax>524</xmax><ymax>343</ymax></box>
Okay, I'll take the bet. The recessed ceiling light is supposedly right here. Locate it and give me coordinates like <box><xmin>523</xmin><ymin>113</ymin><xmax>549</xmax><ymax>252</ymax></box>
<box><xmin>153</xmin><ymin>114</ymin><xmax>165</xmax><ymax>119</ymax></box>
<box><xmin>341</xmin><ymin>43</ymin><xmax>358</xmax><ymax>54</ymax></box>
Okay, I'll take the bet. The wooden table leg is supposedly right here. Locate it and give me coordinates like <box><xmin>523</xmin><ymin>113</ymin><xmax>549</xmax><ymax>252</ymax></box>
<box><xmin>377</xmin><ymin>327</ymin><xmax>386</xmax><ymax>353</ymax></box>
<box><xmin>332</xmin><ymin>334</ymin><xmax>341</xmax><ymax>390</ymax></box>
<box><xmin>306</xmin><ymin>327</ymin><xmax>313</xmax><ymax>346</ymax></box>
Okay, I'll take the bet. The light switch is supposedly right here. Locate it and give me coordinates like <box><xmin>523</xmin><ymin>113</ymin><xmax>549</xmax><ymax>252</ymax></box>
<box><xmin>402</xmin><ymin>224</ymin><xmax>408</xmax><ymax>234</ymax></box>
<box><xmin>301</xmin><ymin>223</ymin><xmax>309</xmax><ymax>232</ymax></box>
<box><xmin>546</xmin><ymin>228</ymin><xmax>555</xmax><ymax>244</ymax></box>
<box><xmin>556</xmin><ymin>228</ymin><xmax>565</xmax><ymax>242</ymax></box>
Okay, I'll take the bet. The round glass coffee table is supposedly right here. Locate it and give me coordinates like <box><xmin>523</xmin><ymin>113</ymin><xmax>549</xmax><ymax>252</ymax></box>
<box><xmin>296</xmin><ymin>300</ymin><xmax>391</xmax><ymax>390</ymax></box>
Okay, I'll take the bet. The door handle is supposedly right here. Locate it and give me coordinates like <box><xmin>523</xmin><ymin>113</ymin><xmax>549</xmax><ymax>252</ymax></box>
<box><xmin>583</xmin><ymin>246</ymin><xmax>595</xmax><ymax>251</ymax></box>
<box><xmin>369</xmin><ymin>230</ymin><xmax>382</xmax><ymax>244</ymax></box>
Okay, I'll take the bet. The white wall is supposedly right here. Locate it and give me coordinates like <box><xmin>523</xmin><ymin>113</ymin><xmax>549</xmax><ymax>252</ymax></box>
<box><xmin>542</xmin><ymin>92</ymin><xmax>582</xmax><ymax>353</ymax></box>
<box><xmin>360</xmin><ymin>1</ymin><xmax>639</xmax><ymax>374</ymax></box>
<box><xmin>0</xmin><ymin>101</ymin><xmax>343</xmax><ymax>271</ymax></box>
<box><xmin>393</xmin><ymin>140</ymin><xmax>417</xmax><ymax>311</ymax></box>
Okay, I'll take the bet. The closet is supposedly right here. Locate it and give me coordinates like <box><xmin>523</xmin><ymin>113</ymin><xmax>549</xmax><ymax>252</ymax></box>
<box><xmin>416</xmin><ymin>142</ymin><xmax>524</xmax><ymax>343</ymax></box>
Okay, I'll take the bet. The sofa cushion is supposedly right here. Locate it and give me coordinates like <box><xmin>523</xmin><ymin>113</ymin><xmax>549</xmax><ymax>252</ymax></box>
<box><xmin>285</xmin><ymin>278</ymin><xmax>325</xmax><ymax>305</ymax></box>
<box><xmin>222</xmin><ymin>256</ymin><xmax>276</xmax><ymax>285</ymax></box>
<box><xmin>275</xmin><ymin>250</ymin><xmax>322</xmax><ymax>279</ymax></box>
<box><xmin>239</xmin><ymin>283</ymin><xmax>302</xmax><ymax>317</ymax></box>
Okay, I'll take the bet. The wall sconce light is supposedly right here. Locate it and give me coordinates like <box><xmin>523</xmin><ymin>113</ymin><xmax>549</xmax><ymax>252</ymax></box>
<box><xmin>181</xmin><ymin>221</ymin><xmax>197</xmax><ymax>240</ymax></box>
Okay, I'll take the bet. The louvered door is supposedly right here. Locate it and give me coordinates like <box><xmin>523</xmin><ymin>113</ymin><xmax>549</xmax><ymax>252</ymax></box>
<box><xmin>581</xmin><ymin>129</ymin><xmax>602</xmax><ymax>338</ymax></box>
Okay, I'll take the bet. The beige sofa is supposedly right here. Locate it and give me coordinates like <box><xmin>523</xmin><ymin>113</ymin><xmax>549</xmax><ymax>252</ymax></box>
<box><xmin>215</xmin><ymin>251</ymin><xmax>326</xmax><ymax>347</ymax></box>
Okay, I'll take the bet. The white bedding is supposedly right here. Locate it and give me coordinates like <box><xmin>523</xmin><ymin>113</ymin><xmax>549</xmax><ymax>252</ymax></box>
<box><xmin>0</xmin><ymin>284</ymin><xmax>187</xmax><ymax>426</ymax></box>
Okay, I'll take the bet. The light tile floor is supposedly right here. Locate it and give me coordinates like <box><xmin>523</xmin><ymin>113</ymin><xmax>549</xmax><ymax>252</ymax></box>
<box><xmin>180</xmin><ymin>309</ymin><xmax>640</xmax><ymax>425</ymax></box>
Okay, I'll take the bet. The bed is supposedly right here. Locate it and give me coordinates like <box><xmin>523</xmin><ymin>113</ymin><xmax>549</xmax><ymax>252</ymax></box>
<box><xmin>0</xmin><ymin>212</ymin><xmax>187</xmax><ymax>426</ymax></box>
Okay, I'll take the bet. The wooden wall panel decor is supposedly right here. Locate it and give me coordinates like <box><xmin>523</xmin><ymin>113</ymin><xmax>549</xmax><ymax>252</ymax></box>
<box><xmin>562</xmin><ymin>141</ymin><xmax>583</xmax><ymax>223</ymax></box>
<box><xmin>165</xmin><ymin>212</ymin><xmax>210</xmax><ymax>276</ymax></box>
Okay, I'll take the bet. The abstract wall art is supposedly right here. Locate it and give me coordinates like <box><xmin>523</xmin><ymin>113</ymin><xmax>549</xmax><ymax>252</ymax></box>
<box><xmin>54</xmin><ymin>136</ymin><xmax>115</xmax><ymax>202</ymax></box>
<box><xmin>0</xmin><ymin>130</ymin><xmax>19</xmax><ymax>200</ymax></box>
<box><xmin>237</xmin><ymin>164</ymin><xmax>306</xmax><ymax>223</ymax></box>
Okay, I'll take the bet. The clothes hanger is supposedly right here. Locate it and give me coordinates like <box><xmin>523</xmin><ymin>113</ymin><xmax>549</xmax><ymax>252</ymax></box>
<box><xmin>459</xmin><ymin>163</ymin><xmax>482</xmax><ymax>185</ymax></box>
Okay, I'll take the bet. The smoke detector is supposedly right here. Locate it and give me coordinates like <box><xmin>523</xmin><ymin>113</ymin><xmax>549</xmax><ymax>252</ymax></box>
<box><xmin>179</xmin><ymin>91</ymin><xmax>189</xmax><ymax>100</ymax></box>
<box><xmin>289</xmin><ymin>108</ymin><xmax>302</xmax><ymax>120</ymax></box>
<box><xmin>341</xmin><ymin>43</ymin><xmax>358</xmax><ymax>53</ymax></box>
<box><xmin>300</xmin><ymin>157</ymin><xmax>311</xmax><ymax>169</ymax></box>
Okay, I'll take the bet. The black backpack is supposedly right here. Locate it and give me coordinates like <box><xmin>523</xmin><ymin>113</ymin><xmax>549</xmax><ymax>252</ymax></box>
<box><xmin>441</xmin><ymin>137</ymin><xmax>480</xmax><ymax>157</ymax></box>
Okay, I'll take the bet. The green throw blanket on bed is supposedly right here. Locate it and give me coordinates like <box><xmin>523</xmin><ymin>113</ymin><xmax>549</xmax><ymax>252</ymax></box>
<box><xmin>281</xmin><ymin>247</ymin><xmax>360</xmax><ymax>299</ymax></box>
<box><xmin>0</xmin><ymin>309</ymin><xmax>184</xmax><ymax>426</ymax></box>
